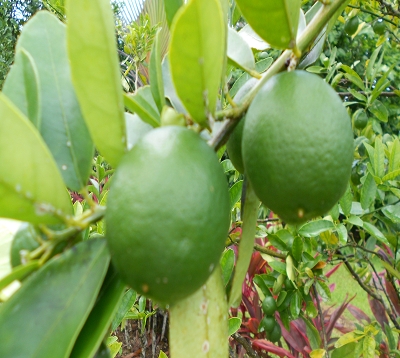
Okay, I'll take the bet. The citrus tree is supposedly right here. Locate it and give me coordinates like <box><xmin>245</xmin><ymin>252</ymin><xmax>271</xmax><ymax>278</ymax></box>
<box><xmin>0</xmin><ymin>0</ymin><xmax>399</xmax><ymax>357</ymax></box>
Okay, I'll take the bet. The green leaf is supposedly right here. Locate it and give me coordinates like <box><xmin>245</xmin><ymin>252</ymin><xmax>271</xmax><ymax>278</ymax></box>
<box><xmin>0</xmin><ymin>94</ymin><xmax>72</xmax><ymax>224</ymax></box>
<box><xmin>370</xmin><ymin>64</ymin><xmax>394</xmax><ymax>103</ymax></box>
<box><xmin>170</xmin><ymin>266</ymin><xmax>228</xmax><ymax>357</ymax></box>
<box><xmin>124</xmin><ymin>87</ymin><xmax>161</xmax><ymax>127</ymax></box>
<box><xmin>336</xmin><ymin>224</ymin><xmax>348</xmax><ymax>245</ymax></box>
<box><xmin>70</xmin><ymin>265</ymin><xmax>126</xmax><ymax>358</ymax></box>
<box><xmin>111</xmin><ymin>289</ymin><xmax>137</xmax><ymax>331</ymax></box>
<box><xmin>341</xmin><ymin>65</ymin><xmax>365</xmax><ymax>91</ymax></box>
<box><xmin>380</xmin><ymin>259</ymin><xmax>400</xmax><ymax>280</ymax></box>
<box><xmin>389</xmin><ymin>138</ymin><xmax>400</xmax><ymax>172</ymax></box>
<box><xmin>384</xmin><ymin>323</ymin><xmax>396</xmax><ymax>351</ymax></box>
<box><xmin>332</xmin><ymin>342</ymin><xmax>359</xmax><ymax>358</ymax></box>
<box><xmin>221</xmin><ymin>248</ymin><xmax>235</xmax><ymax>287</ymax></box>
<box><xmin>227</xmin><ymin>27</ymin><xmax>256</xmax><ymax>72</ymax></box>
<box><xmin>348</xmin><ymin>88</ymin><xmax>367</xmax><ymax>103</ymax></box>
<box><xmin>362</xmin><ymin>336</ymin><xmax>375</xmax><ymax>358</ymax></box>
<box><xmin>316</xmin><ymin>280</ymin><xmax>331</xmax><ymax>300</ymax></box>
<box><xmin>366</xmin><ymin>46</ymin><xmax>381</xmax><ymax>82</ymax></box>
<box><xmin>164</xmin><ymin>0</ymin><xmax>184</xmax><ymax>28</ymax></box>
<box><xmin>228</xmin><ymin>317</ymin><xmax>241</xmax><ymax>336</ymax></box>
<box><xmin>339</xmin><ymin>184</ymin><xmax>352</xmax><ymax>217</ymax></box>
<box><xmin>13</xmin><ymin>12</ymin><xmax>94</xmax><ymax>191</ymax></box>
<box><xmin>368</xmin><ymin>100</ymin><xmax>388</xmax><ymax>123</ymax></box>
<box><xmin>229</xmin><ymin>180</ymin><xmax>243</xmax><ymax>210</ymax></box>
<box><xmin>2</xmin><ymin>49</ymin><xmax>40</xmax><ymax>128</ymax></box>
<box><xmin>229</xmin><ymin>183</ymin><xmax>259</xmax><ymax>307</ymax></box>
<box><xmin>235</xmin><ymin>0</ymin><xmax>300</xmax><ymax>49</ymax></box>
<box><xmin>267</xmin><ymin>233</ymin><xmax>288</xmax><ymax>251</ymax></box>
<box><xmin>158</xmin><ymin>351</ymin><xmax>168</xmax><ymax>358</ymax></box>
<box><xmin>286</xmin><ymin>255</ymin><xmax>295</xmax><ymax>281</ymax></box>
<box><xmin>360</xmin><ymin>173</ymin><xmax>377</xmax><ymax>210</ymax></box>
<box><xmin>169</xmin><ymin>0</ymin><xmax>225</xmax><ymax>126</ymax></box>
<box><xmin>301</xmin><ymin>314</ymin><xmax>322</xmax><ymax>350</ymax></box>
<box><xmin>0</xmin><ymin>239</ymin><xmax>110</xmax><ymax>358</ymax></box>
<box><xmin>269</xmin><ymin>261</ymin><xmax>287</xmax><ymax>275</ymax></box>
<box><xmin>67</xmin><ymin>0</ymin><xmax>126</xmax><ymax>168</ymax></box>
<box><xmin>298</xmin><ymin>220</ymin><xmax>334</xmax><ymax>238</ymax></box>
<box><xmin>382</xmin><ymin>205</ymin><xmax>400</xmax><ymax>223</ymax></box>
<box><xmin>125</xmin><ymin>113</ymin><xmax>153</xmax><ymax>151</ymax></box>
<box><xmin>346</xmin><ymin>215</ymin><xmax>364</xmax><ymax>227</ymax></box>
<box><xmin>290</xmin><ymin>291</ymin><xmax>301</xmax><ymax>319</ymax></box>
<box><xmin>382</xmin><ymin>169</ymin><xmax>400</xmax><ymax>182</ymax></box>
<box><xmin>150</xmin><ymin>29</ymin><xmax>166</xmax><ymax>113</ymax></box>
<box><xmin>363</xmin><ymin>222</ymin><xmax>390</xmax><ymax>246</ymax></box>
<box><xmin>291</xmin><ymin>236</ymin><xmax>303</xmax><ymax>262</ymax></box>
<box><xmin>373</xmin><ymin>137</ymin><xmax>385</xmax><ymax>178</ymax></box>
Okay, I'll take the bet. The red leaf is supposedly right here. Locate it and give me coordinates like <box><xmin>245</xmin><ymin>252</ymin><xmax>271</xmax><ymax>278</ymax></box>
<box><xmin>325</xmin><ymin>295</ymin><xmax>355</xmax><ymax>337</ymax></box>
<box><xmin>347</xmin><ymin>303</ymin><xmax>371</xmax><ymax>323</ymax></box>
<box><xmin>252</xmin><ymin>339</ymin><xmax>296</xmax><ymax>358</ymax></box>
<box><xmin>368</xmin><ymin>296</ymin><xmax>389</xmax><ymax>329</ymax></box>
<box><xmin>326</xmin><ymin>262</ymin><xmax>343</xmax><ymax>278</ymax></box>
<box><xmin>384</xmin><ymin>278</ymin><xmax>400</xmax><ymax>316</ymax></box>
<box><xmin>245</xmin><ymin>317</ymin><xmax>259</xmax><ymax>334</ymax></box>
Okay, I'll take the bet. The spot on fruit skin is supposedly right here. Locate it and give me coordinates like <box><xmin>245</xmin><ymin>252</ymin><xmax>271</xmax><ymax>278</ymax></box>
<box><xmin>202</xmin><ymin>340</ymin><xmax>210</xmax><ymax>353</ymax></box>
<box><xmin>297</xmin><ymin>208</ymin><xmax>304</xmax><ymax>219</ymax></box>
<box><xmin>200</xmin><ymin>299</ymin><xmax>208</xmax><ymax>315</ymax></box>
<box><xmin>142</xmin><ymin>284</ymin><xmax>149</xmax><ymax>293</ymax></box>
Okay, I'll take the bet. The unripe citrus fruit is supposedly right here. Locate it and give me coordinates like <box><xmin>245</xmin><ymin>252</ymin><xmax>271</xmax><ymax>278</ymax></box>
<box><xmin>353</xmin><ymin>109</ymin><xmax>368</xmax><ymax>130</ymax></box>
<box><xmin>242</xmin><ymin>70</ymin><xmax>353</xmax><ymax>224</ymax></box>
<box><xmin>373</xmin><ymin>19</ymin><xmax>385</xmax><ymax>35</ymax></box>
<box><xmin>259</xmin><ymin>316</ymin><xmax>276</xmax><ymax>333</ymax></box>
<box><xmin>344</xmin><ymin>16</ymin><xmax>359</xmax><ymax>36</ymax></box>
<box><xmin>262</xmin><ymin>296</ymin><xmax>277</xmax><ymax>316</ymax></box>
<box><xmin>266</xmin><ymin>321</ymin><xmax>282</xmax><ymax>342</ymax></box>
<box><xmin>106</xmin><ymin>126</ymin><xmax>230</xmax><ymax>305</ymax></box>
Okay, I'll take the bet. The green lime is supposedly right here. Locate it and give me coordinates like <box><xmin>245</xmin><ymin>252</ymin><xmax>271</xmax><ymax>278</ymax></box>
<box><xmin>265</xmin><ymin>321</ymin><xmax>282</xmax><ymax>342</ymax></box>
<box><xmin>353</xmin><ymin>109</ymin><xmax>368</xmax><ymax>130</ymax></box>
<box><xmin>373</xmin><ymin>19</ymin><xmax>386</xmax><ymax>35</ymax></box>
<box><xmin>344</xmin><ymin>16</ymin><xmax>359</xmax><ymax>36</ymax></box>
<box><xmin>242</xmin><ymin>70</ymin><xmax>353</xmax><ymax>224</ymax></box>
<box><xmin>262</xmin><ymin>296</ymin><xmax>277</xmax><ymax>316</ymax></box>
<box><xmin>10</xmin><ymin>223</ymin><xmax>40</xmax><ymax>267</ymax></box>
<box><xmin>259</xmin><ymin>316</ymin><xmax>276</xmax><ymax>333</ymax></box>
<box><xmin>106</xmin><ymin>126</ymin><xmax>231</xmax><ymax>305</ymax></box>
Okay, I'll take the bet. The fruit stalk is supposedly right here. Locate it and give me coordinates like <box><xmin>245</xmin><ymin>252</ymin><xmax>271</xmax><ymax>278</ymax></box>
<box><xmin>228</xmin><ymin>182</ymin><xmax>260</xmax><ymax>308</ymax></box>
<box><xmin>210</xmin><ymin>0</ymin><xmax>350</xmax><ymax>151</ymax></box>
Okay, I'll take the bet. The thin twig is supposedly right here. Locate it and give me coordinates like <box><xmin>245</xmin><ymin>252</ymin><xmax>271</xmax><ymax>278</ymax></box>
<box><xmin>232</xmin><ymin>333</ymin><xmax>260</xmax><ymax>358</ymax></box>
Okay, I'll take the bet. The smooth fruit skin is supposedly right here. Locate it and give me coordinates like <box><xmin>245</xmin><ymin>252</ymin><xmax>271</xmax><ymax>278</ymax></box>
<box><xmin>243</xmin><ymin>70</ymin><xmax>353</xmax><ymax>225</ymax></box>
<box><xmin>262</xmin><ymin>296</ymin><xmax>278</xmax><ymax>316</ymax></box>
<box><xmin>344</xmin><ymin>16</ymin><xmax>359</xmax><ymax>36</ymax></box>
<box><xmin>105</xmin><ymin>126</ymin><xmax>230</xmax><ymax>305</ymax></box>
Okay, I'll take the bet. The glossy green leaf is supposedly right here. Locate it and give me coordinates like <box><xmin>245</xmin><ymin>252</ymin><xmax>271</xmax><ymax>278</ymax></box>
<box><xmin>286</xmin><ymin>255</ymin><xmax>295</xmax><ymax>281</ymax></box>
<box><xmin>67</xmin><ymin>0</ymin><xmax>126</xmax><ymax>168</ymax></box>
<box><xmin>16</xmin><ymin>11</ymin><xmax>93</xmax><ymax>191</ymax></box>
<box><xmin>369</xmin><ymin>100</ymin><xmax>388</xmax><ymax>123</ymax></box>
<box><xmin>363</xmin><ymin>222</ymin><xmax>390</xmax><ymax>246</ymax></box>
<box><xmin>339</xmin><ymin>184</ymin><xmax>352</xmax><ymax>217</ymax></box>
<box><xmin>332</xmin><ymin>342</ymin><xmax>359</xmax><ymax>358</ymax></box>
<box><xmin>337</xmin><ymin>224</ymin><xmax>348</xmax><ymax>245</ymax></box>
<box><xmin>235</xmin><ymin>0</ymin><xmax>300</xmax><ymax>49</ymax></box>
<box><xmin>316</xmin><ymin>280</ymin><xmax>331</xmax><ymax>300</ymax></box>
<box><xmin>301</xmin><ymin>314</ymin><xmax>322</xmax><ymax>350</ymax></box>
<box><xmin>341</xmin><ymin>65</ymin><xmax>365</xmax><ymax>91</ymax></box>
<box><xmin>269</xmin><ymin>261</ymin><xmax>287</xmax><ymax>275</ymax></box>
<box><xmin>382</xmin><ymin>205</ymin><xmax>400</xmax><ymax>223</ymax></box>
<box><xmin>170</xmin><ymin>266</ymin><xmax>228</xmax><ymax>358</ymax></box>
<box><xmin>169</xmin><ymin>0</ymin><xmax>225</xmax><ymax>126</ymax></box>
<box><xmin>291</xmin><ymin>236</ymin><xmax>303</xmax><ymax>262</ymax></box>
<box><xmin>0</xmin><ymin>94</ymin><xmax>72</xmax><ymax>224</ymax></box>
<box><xmin>111</xmin><ymin>288</ymin><xmax>137</xmax><ymax>331</ymax></box>
<box><xmin>290</xmin><ymin>291</ymin><xmax>301</xmax><ymax>319</ymax></box>
<box><xmin>389</xmin><ymin>137</ymin><xmax>400</xmax><ymax>172</ymax></box>
<box><xmin>228</xmin><ymin>317</ymin><xmax>241</xmax><ymax>336</ymax></box>
<box><xmin>164</xmin><ymin>0</ymin><xmax>184</xmax><ymax>28</ymax></box>
<box><xmin>238</xmin><ymin>24</ymin><xmax>269</xmax><ymax>50</ymax></box>
<box><xmin>267</xmin><ymin>233</ymin><xmax>288</xmax><ymax>252</ymax></box>
<box><xmin>0</xmin><ymin>238</ymin><xmax>110</xmax><ymax>358</ymax></box>
<box><xmin>125</xmin><ymin>113</ymin><xmax>153</xmax><ymax>151</ymax></box>
<box><xmin>366</xmin><ymin>46</ymin><xmax>382</xmax><ymax>82</ymax></box>
<box><xmin>220</xmin><ymin>248</ymin><xmax>235</xmax><ymax>287</ymax></box>
<box><xmin>346</xmin><ymin>215</ymin><xmax>364</xmax><ymax>227</ymax></box>
<box><xmin>360</xmin><ymin>173</ymin><xmax>377</xmax><ymax>210</ymax></box>
<box><xmin>2</xmin><ymin>49</ymin><xmax>40</xmax><ymax>127</ymax></box>
<box><xmin>370</xmin><ymin>64</ymin><xmax>394</xmax><ymax>103</ymax></box>
<box><xmin>70</xmin><ymin>264</ymin><xmax>126</xmax><ymax>358</ymax></box>
<box><xmin>227</xmin><ymin>27</ymin><xmax>255</xmax><ymax>72</ymax></box>
<box><xmin>298</xmin><ymin>220</ymin><xmax>334</xmax><ymax>238</ymax></box>
<box><xmin>229</xmin><ymin>183</ymin><xmax>259</xmax><ymax>307</ymax></box>
<box><xmin>229</xmin><ymin>180</ymin><xmax>243</xmax><ymax>210</ymax></box>
<box><xmin>124</xmin><ymin>87</ymin><xmax>160</xmax><ymax>128</ymax></box>
<box><xmin>373</xmin><ymin>137</ymin><xmax>385</xmax><ymax>178</ymax></box>
<box><xmin>362</xmin><ymin>336</ymin><xmax>375</xmax><ymax>358</ymax></box>
<box><xmin>150</xmin><ymin>30</ymin><xmax>166</xmax><ymax>113</ymax></box>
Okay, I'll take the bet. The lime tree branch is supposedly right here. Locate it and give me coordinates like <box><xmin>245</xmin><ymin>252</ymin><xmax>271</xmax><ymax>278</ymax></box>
<box><xmin>210</xmin><ymin>0</ymin><xmax>351</xmax><ymax>151</ymax></box>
